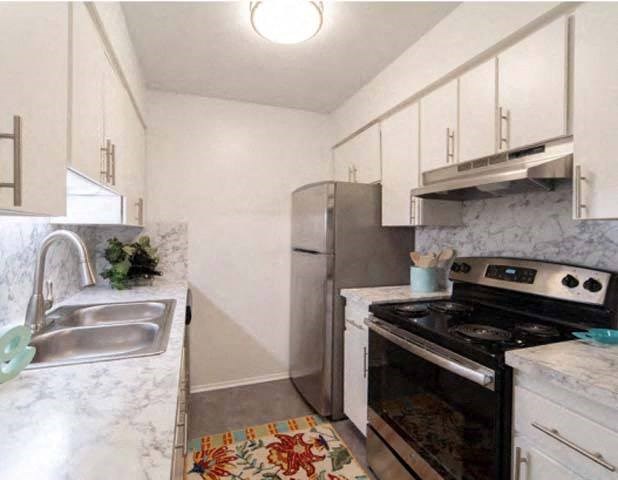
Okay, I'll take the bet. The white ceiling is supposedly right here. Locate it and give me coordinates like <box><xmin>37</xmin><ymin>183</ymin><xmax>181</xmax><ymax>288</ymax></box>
<box><xmin>123</xmin><ymin>2</ymin><xmax>459</xmax><ymax>113</ymax></box>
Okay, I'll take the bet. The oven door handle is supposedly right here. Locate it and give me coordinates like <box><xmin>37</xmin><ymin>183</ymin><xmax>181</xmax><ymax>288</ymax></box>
<box><xmin>366</xmin><ymin>317</ymin><xmax>496</xmax><ymax>390</ymax></box>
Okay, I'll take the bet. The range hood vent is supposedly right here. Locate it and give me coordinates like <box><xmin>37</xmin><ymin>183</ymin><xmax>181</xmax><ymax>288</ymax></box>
<box><xmin>411</xmin><ymin>138</ymin><xmax>573</xmax><ymax>201</ymax></box>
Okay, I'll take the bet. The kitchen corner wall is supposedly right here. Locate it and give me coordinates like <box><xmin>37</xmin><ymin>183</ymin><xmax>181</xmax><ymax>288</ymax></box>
<box><xmin>415</xmin><ymin>184</ymin><xmax>618</xmax><ymax>270</ymax></box>
<box><xmin>0</xmin><ymin>220</ymin><xmax>187</xmax><ymax>328</ymax></box>
<box><xmin>145</xmin><ymin>90</ymin><xmax>333</xmax><ymax>391</ymax></box>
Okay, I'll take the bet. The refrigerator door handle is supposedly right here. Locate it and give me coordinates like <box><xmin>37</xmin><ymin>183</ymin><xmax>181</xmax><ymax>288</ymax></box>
<box><xmin>293</xmin><ymin>248</ymin><xmax>323</xmax><ymax>255</ymax></box>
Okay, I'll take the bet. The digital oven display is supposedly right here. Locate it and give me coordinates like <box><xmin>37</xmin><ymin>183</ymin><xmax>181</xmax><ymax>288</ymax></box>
<box><xmin>485</xmin><ymin>264</ymin><xmax>537</xmax><ymax>284</ymax></box>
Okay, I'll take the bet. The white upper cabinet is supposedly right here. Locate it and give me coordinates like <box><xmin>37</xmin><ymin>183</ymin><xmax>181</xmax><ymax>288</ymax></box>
<box><xmin>459</xmin><ymin>59</ymin><xmax>497</xmax><ymax>162</ymax></box>
<box><xmin>498</xmin><ymin>17</ymin><xmax>569</xmax><ymax>151</ymax></box>
<box><xmin>333</xmin><ymin>124</ymin><xmax>381</xmax><ymax>184</ymax></box>
<box><xmin>420</xmin><ymin>79</ymin><xmax>458</xmax><ymax>172</ymax></box>
<box><xmin>572</xmin><ymin>3</ymin><xmax>618</xmax><ymax>220</ymax></box>
<box><xmin>0</xmin><ymin>3</ymin><xmax>68</xmax><ymax>215</ymax></box>
<box><xmin>69</xmin><ymin>3</ymin><xmax>147</xmax><ymax>225</ymax></box>
<box><xmin>333</xmin><ymin>140</ymin><xmax>355</xmax><ymax>182</ymax></box>
<box><xmin>381</xmin><ymin>104</ymin><xmax>419</xmax><ymax>226</ymax></box>
<box><xmin>381</xmin><ymin>103</ymin><xmax>462</xmax><ymax>227</ymax></box>
<box><xmin>71</xmin><ymin>2</ymin><xmax>107</xmax><ymax>184</ymax></box>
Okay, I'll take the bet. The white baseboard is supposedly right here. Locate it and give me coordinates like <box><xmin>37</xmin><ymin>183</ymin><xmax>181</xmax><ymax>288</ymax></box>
<box><xmin>190</xmin><ymin>371</ymin><xmax>290</xmax><ymax>394</ymax></box>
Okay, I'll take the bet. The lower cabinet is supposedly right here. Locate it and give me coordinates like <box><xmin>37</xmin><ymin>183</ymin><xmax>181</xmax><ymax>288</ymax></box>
<box><xmin>171</xmin><ymin>331</ymin><xmax>190</xmax><ymax>479</ymax></box>
<box><xmin>343</xmin><ymin>320</ymin><xmax>368</xmax><ymax>435</ymax></box>
<box><xmin>511</xmin><ymin>372</ymin><xmax>618</xmax><ymax>480</ymax></box>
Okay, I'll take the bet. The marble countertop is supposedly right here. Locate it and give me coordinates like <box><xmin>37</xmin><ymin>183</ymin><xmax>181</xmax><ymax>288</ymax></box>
<box><xmin>340</xmin><ymin>285</ymin><xmax>450</xmax><ymax>306</ymax></box>
<box><xmin>0</xmin><ymin>280</ymin><xmax>189</xmax><ymax>480</ymax></box>
<box><xmin>506</xmin><ymin>340</ymin><xmax>618</xmax><ymax>410</ymax></box>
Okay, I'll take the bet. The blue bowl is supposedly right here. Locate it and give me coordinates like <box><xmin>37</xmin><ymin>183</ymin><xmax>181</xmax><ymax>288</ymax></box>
<box><xmin>573</xmin><ymin>329</ymin><xmax>618</xmax><ymax>345</ymax></box>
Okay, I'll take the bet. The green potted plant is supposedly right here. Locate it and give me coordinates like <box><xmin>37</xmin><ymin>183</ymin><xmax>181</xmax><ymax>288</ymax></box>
<box><xmin>101</xmin><ymin>236</ymin><xmax>162</xmax><ymax>289</ymax></box>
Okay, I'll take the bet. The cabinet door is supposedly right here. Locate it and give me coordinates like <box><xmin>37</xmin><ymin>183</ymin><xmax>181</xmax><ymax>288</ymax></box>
<box><xmin>573</xmin><ymin>3</ymin><xmax>618</xmax><ymax>220</ymax></box>
<box><xmin>381</xmin><ymin>103</ymin><xmax>419</xmax><ymax>226</ymax></box>
<box><xmin>0</xmin><ymin>3</ymin><xmax>68</xmax><ymax>215</ymax></box>
<box><xmin>498</xmin><ymin>17</ymin><xmax>568</xmax><ymax>151</ymax></box>
<box><xmin>103</xmin><ymin>56</ymin><xmax>127</xmax><ymax>190</ymax></box>
<box><xmin>333</xmin><ymin>141</ymin><xmax>354</xmax><ymax>182</ymax></box>
<box><xmin>333</xmin><ymin>125</ymin><xmax>381</xmax><ymax>184</ymax></box>
<box><xmin>122</xmin><ymin>104</ymin><xmax>146</xmax><ymax>226</ymax></box>
<box><xmin>71</xmin><ymin>2</ymin><xmax>107</xmax><ymax>183</ymax></box>
<box><xmin>513</xmin><ymin>436</ymin><xmax>584</xmax><ymax>480</ymax></box>
<box><xmin>459</xmin><ymin>59</ymin><xmax>497</xmax><ymax>162</ymax></box>
<box><xmin>420</xmin><ymin>79</ymin><xmax>458</xmax><ymax>172</ymax></box>
<box><xmin>353</xmin><ymin>124</ymin><xmax>381</xmax><ymax>184</ymax></box>
<box><xmin>343</xmin><ymin>322</ymin><xmax>368</xmax><ymax>435</ymax></box>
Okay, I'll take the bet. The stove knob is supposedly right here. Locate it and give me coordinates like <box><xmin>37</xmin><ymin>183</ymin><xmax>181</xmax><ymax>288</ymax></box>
<box><xmin>460</xmin><ymin>263</ymin><xmax>471</xmax><ymax>273</ymax></box>
<box><xmin>451</xmin><ymin>263</ymin><xmax>461</xmax><ymax>272</ymax></box>
<box><xmin>583</xmin><ymin>278</ymin><xmax>603</xmax><ymax>292</ymax></box>
<box><xmin>561</xmin><ymin>274</ymin><xmax>579</xmax><ymax>289</ymax></box>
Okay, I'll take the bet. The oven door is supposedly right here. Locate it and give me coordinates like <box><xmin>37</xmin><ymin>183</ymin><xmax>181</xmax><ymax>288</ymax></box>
<box><xmin>366</xmin><ymin>317</ymin><xmax>506</xmax><ymax>480</ymax></box>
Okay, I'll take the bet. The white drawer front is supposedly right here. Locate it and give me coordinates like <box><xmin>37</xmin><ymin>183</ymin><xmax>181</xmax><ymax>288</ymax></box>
<box><xmin>514</xmin><ymin>385</ymin><xmax>618</xmax><ymax>479</ymax></box>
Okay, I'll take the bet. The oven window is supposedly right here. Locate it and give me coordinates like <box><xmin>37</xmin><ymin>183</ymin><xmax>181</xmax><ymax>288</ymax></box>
<box><xmin>368</xmin><ymin>331</ymin><xmax>500</xmax><ymax>480</ymax></box>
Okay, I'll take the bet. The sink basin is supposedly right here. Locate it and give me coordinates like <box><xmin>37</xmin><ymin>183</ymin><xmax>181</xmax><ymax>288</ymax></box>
<box><xmin>28</xmin><ymin>299</ymin><xmax>175</xmax><ymax>369</ymax></box>
<box><xmin>51</xmin><ymin>301</ymin><xmax>168</xmax><ymax>327</ymax></box>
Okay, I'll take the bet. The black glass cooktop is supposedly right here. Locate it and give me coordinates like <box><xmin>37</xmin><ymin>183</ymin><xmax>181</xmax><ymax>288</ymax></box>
<box><xmin>370</xmin><ymin>299</ymin><xmax>580</xmax><ymax>367</ymax></box>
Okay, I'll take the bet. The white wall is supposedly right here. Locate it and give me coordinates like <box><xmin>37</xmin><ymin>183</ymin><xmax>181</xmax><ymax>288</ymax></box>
<box><xmin>145</xmin><ymin>90</ymin><xmax>332</xmax><ymax>390</ymax></box>
<box><xmin>333</xmin><ymin>2</ymin><xmax>568</xmax><ymax>141</ymax></box>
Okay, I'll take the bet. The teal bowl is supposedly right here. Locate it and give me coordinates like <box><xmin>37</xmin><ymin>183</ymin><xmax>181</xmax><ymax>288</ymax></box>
<box><xmin>573</xmin><ymin>329</ymin><xmax>618</xmax><ymax>345</ymax></box>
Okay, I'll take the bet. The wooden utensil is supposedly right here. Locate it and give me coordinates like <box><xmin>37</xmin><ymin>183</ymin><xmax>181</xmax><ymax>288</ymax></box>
<box><xmin>410</xmin><ymin>251</ymin><xmax>422</xmax><ymax>266</ymax></box>
<box><xmin>438</xmin><ymin>248</ymin><xmax>455</xmax><ymax>267</ymax></box>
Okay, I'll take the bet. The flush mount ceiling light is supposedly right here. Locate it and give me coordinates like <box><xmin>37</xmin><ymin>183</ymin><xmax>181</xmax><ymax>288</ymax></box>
<box><xmin>250</xmin><ymin>1</ymin><xmax>324</xmax><ymax>44</ymax></box>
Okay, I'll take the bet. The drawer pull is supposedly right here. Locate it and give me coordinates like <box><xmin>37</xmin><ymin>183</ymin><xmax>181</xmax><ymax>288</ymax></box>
<box><xmin>532</xmin><ymin>421</ymin><xmax>616</xmax><ymax>472</ymax></box>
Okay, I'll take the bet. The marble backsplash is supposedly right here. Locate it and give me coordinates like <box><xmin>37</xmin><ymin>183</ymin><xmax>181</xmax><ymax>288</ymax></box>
<box><xmin>416</xmin><ymin>183</ymin><xmax>618</xmax><ymax>270</ymax></box>
<box><xmin>0</xmin><ymin>220</ymin><xmax>188</xmax><ymax>327</ymax></box>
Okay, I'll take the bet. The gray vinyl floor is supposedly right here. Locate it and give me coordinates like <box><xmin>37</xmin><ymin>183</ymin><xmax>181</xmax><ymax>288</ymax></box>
<box><xmin>189</xmin><ymin>379</ymin><xmax>375</xmax><ymax>479</ymax></box>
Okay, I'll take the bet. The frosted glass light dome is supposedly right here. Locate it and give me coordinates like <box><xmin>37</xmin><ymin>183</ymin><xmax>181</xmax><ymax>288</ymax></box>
<box><xmin>250</xmin><ymin>1</ymin><xmax>324</xmax><ymax>44</ymax></box>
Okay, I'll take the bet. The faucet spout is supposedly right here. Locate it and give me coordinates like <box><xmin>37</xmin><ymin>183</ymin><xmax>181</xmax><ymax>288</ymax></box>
<box><xmin>25</xmin><ymin>230</ymin><xmax>97</xmax><ymax>333</ymax></box>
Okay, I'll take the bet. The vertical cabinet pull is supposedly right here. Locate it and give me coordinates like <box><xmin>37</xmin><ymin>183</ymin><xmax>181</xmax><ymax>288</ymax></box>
<box><xmin>110</xmin><ymin>143</ymin><xmax>116</xmax><ymax>186</ymax></box>
<box><xmin>100</xmin><ymin>139</ymin><xmax>112</xmax><ymax>184</ymax></box>
<box><xmin>513</xmin><ymin>446</ymin><xmax>527</xmax><ymax>480</ymax></box>
<box><xmin>410</xmin><ymin>195</ymin><xmax>417</xmax><ymax>226</ymax></box>
<box><xmin>446</xmin><ymin>128</ymin><xmax>455</xmax><ymax>163</ymax></box>
<box><xmin>499</xmin><ymin>107</ymin><xmax>510</xmax><ymax>150</ymax></box>
<box><xmin>575</xmin><ymin>165</ymin><xmax>587</xmax><ymax>219</ymax></box>
<box><xmin>363</xmin><ymin>346</ymin><xmax>368</xmax><ymax>379</ymax></box>
<box><xmin>135</xmin><ymin>197</ymin><xmax>144</xmax><ymax>225</ymax></box>
<box><xmin>0</xmin><ymin>115</ymin><xmax>22</xmax><ymax>206</ymax></box>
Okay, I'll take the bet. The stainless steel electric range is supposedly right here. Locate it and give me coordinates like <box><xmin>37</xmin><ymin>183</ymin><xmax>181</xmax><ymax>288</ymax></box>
<box><xmin>366</xmin><ymin>257</ymin><xmax>618</xmax><ymax>480</ymax></box>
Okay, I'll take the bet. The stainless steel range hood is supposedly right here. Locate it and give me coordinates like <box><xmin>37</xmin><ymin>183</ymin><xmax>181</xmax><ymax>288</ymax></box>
<box><xmin>411</xmin><ymin>138</ymin><xmax>574</xmax><ymax>201</ymax></box>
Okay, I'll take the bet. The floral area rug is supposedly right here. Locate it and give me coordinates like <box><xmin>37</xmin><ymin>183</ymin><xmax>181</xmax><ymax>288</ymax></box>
<box><xmin>185</xmin><ymin>415</ymin><xmax>370</xmax><ymax>480</ymax></box>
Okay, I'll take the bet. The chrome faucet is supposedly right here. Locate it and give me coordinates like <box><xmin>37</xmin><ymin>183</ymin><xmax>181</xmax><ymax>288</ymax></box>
<box><xmin>25</xmin><ymin>230</ymin><xmax>97</xmax><ymax>333</ymax></box>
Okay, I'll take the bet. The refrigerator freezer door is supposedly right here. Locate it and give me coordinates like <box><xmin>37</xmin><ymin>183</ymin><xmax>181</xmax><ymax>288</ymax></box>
<box><xmin>290</xmin><ymin>249</ymin><xmax>334</xmax><ymax>416</ymax></box>
<box><xmin>291</xmin><ymin>182</ymin><xmax>334</xmax><ymax>253</ymax></box>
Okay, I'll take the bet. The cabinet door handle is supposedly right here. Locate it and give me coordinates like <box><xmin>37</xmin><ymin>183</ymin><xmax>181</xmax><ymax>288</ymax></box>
<box><xmin>531</xmin><ymin>422</ymin><xmax>616</xmax><ymax>472</ymax></box>
<box><xmin>347</xmin><ymin>166</ymin><xmax>352</xmax><ymax>182</ymax></box>
<box><xmin>410</xmin><ymin>195</ymin><xmax>417</xmax><ymax>225</ymax></box>
<box><xmin>352</xmin><ymin>164</ymin><xmax>358</xmax><ymax>183</ymax></box>
<box><xmin>135</xmin><ymin>197</ymin><xmax>144</xmax><ymax>225</ymax></box>
<box><xmin>446</xmin><ymin>128</ymin><xmax>455</xmax><ymax>163</ymax></box>
<box><xmin>110</xmin><ymin>143</ymin><xmax>116</xmax><ymax>186</ymax></box>
<box><xmin>100</xmin><ymin>139</ymin><xmax>112</xmax><ymax>184</ymax></box>
<box><xmin>0</xmin><ymin>115</ymin><xmax>22</xmax><ymax>206</ymax></box>
<box><xmin>574</xmin><ymin>165</ymin><xmax>587</xmax><ymax>219</ymax></box>
<box><xmin>363</xmin><ymin>346</ymin><xmax>368</xmax><ymax>379</ymax></box>
<box><xmin>514</xmin><ymin>446</ymin><xmax>527</xmax><ymax>480</ymax></box>
<box><xmin>499</xmin><ymin>107</ymin><xmax>510</xmax><ymax>150</ymax></box>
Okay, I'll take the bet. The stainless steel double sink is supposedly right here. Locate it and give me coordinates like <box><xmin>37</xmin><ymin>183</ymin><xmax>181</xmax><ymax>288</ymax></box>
<box><xmin>28</xmin><ymin>299</ymin><xmax>176</xmax><ymax>369</ymax></box>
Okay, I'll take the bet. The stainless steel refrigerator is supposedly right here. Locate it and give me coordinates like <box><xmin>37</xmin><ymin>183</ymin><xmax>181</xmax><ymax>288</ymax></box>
<box><xmin>290</xmin><ymin>181</ymin><xmax>411</xmax><ymax>419</ymax></box>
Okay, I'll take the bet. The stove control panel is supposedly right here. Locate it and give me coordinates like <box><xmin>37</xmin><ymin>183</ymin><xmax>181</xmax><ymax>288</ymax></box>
<box><xmin>449</xmin><ymin>257</ymin><xmax>612</xmax><ymax>306</ymax></box>
<box><xmin>485</xmin><ymin>265</ymin><xmax>537</xmax><ymax>284</ymax></box>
